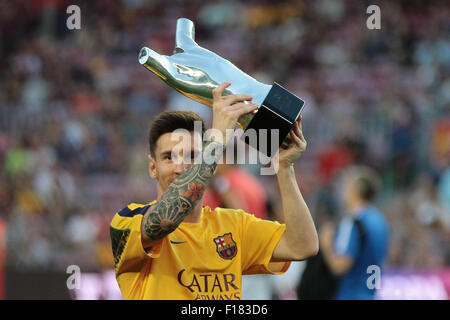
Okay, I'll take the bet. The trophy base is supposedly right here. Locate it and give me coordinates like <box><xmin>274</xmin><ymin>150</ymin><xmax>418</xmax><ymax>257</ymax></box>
<box><xmin>241</xmin><ymin>83</ymin><xmax>305</xmax><ymax>158</ymax></box>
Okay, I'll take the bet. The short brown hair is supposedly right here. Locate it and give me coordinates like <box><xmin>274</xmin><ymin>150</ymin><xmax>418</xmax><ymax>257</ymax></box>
<box><xmin>148</xmin><ymin>110</ymin><xmax>206</xmax><ymax>157</ymax></box>
<box><xmin>343</xmin><ymin>166</ymin><xmax>381</xmax><ymax>203</ymax></box>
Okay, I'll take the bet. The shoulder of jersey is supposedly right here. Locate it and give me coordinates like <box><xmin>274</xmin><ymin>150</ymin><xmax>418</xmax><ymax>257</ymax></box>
<box><xmin>116</xmin><ymin>200</ymin><xmax>157</xmax><ymax>218</ymax></box>
<box><xmin>207</xmin><ymin>206</ymin><xmax>249</xmax><ymax>220</ymax></box>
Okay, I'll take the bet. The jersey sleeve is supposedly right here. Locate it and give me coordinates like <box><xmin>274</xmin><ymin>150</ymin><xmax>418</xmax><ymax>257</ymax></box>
<box><xmin>240</xmin><ymin>211</ymin><xmax>290</xmax><ymax>275</ymax></box>
<box><xmin>334</xmin><ymin>217</ymin><xmax>360</xmax><ymax>258</ymax></box>
<box><xmin>110</xmin><ymin>202</ymin><xmax>162</xmax><ymax>275</ymax></box>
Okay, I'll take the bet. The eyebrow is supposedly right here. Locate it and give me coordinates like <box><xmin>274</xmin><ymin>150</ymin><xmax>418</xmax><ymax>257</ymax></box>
<box><xmin>159</xmin><ymin>151</ymin><xmax>172</xmax><ymax>158</ymax></box>
<box><xmin>159</xmin><ymin>148</ymin><xmax>199</xmax><ymax>158</ymax></box>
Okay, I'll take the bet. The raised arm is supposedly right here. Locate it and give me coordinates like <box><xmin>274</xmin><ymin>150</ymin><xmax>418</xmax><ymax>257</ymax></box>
<box><xmin>271</xmin><ymin>116</ymin><xmax>319</xmax><ymax>261</ymax></box>
<box><xmin>141</xmin><ymin>82</ymin><xmax>258</xmax><ymax>248</ymax></box>
<box><xmin>141</xmin><ymin>140</ymin><xmax>222</xmax><ymax>247</ymax></box>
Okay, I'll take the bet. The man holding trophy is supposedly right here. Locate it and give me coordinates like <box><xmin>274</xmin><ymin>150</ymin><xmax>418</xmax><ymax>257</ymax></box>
<box><xmin>109</xmin><ymin>18</ymin><xmax>318</xmax><ymax>300</ymax></box>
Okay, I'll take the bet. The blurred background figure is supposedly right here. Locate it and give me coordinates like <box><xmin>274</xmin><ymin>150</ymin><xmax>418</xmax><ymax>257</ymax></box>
<box><xmin>0</xmin><ymin>0</ymin><xmax>449</xmax><ymax>299</ymax></box>
<box><xmin>316</xmin><ymin>166</ymin><xmax>389</xmax><ymax>300</ymax></box>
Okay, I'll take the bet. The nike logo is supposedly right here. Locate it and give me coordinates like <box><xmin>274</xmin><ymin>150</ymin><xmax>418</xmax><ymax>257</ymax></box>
<box><xmin>170</xmin><ymin>240</ymin><xmax>186</xmax><ymax>244</ymax></box>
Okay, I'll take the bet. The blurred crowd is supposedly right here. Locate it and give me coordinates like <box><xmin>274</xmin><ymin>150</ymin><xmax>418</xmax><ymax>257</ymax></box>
<box><xmin>0</xmin><ymin>0</ymin><xmax>449</xmax><ymax>283</ymax></box>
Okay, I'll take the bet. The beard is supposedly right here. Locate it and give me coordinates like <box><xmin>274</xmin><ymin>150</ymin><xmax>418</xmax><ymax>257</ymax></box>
<box><xmin>162</xmin><ymin>175</ymin><xmax>180</xmax><ymax>191</ymax></box>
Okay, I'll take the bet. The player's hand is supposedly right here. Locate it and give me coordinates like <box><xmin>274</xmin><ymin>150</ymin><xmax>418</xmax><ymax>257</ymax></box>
<box><xmin>274</xmin><ymin>115</ymin><xmax>307</xmax><ymax>169</ymax></box>
<box><xmin>211</xmin><ymin>82</ymin><xmax>258</xmax><ymax>144</ymax></box>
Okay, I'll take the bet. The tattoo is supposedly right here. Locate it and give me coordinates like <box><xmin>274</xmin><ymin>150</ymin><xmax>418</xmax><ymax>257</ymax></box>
<box><xmin>143</xmin><ymin>140</ymin><xmax>225</xmax><ymax>241</ymax></box>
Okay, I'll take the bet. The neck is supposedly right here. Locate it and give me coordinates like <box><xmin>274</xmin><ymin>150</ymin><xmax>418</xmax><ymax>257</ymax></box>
<box><xmin>183</xmin><ymin>201</ymin><xmax>203</xmax><ymax>223</ymax></box>
<box><xmin>349</xmin><ymin>200</ymin><xmax>369</xmax><ymax>216</ymax></box>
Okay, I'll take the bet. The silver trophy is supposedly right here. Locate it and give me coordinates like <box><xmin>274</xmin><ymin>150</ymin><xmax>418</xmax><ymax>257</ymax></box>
<box><xmin>139</xmin><ymin>18</ymin><xmax>305</xmax><ymax>157</ymax></box>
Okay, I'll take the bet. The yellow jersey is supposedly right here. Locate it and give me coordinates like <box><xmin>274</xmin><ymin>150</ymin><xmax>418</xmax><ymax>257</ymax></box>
<box><xmin>110</xmin><ymin>201</ymin><xmax>290</xmax><ymax>300</ymax></box>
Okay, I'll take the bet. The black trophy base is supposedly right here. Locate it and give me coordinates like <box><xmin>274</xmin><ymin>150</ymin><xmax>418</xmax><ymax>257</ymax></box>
<box><xmin>241</xmin><ymin>82</ymin><xmax>305</xmax><ymax>158</ymax></box>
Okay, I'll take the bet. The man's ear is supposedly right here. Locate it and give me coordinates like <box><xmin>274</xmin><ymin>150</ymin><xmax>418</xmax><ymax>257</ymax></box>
<box><xmin>148</xmin><ymin>154</ymin><xmax>158</xmax><ymax>179</ymax></box>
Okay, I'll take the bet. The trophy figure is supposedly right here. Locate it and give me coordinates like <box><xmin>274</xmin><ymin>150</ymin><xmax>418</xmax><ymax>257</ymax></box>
<box><xmin>139</xmin><ymin>18</ymin><xmax>305</xmax><ymax>157</ymax></box>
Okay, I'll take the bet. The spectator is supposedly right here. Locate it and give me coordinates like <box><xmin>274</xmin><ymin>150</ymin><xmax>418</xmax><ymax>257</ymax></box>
<box><xmin>318</xmin><ymin>166</ymin><xmax>389</xmax><ymax>300</ymax></box>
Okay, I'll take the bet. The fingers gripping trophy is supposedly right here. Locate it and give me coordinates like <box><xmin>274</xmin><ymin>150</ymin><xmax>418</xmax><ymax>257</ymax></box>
<box><xmin>139</xmin><ymin>18</ymin><xmax>305</xmax><ymax>157</ymax></box>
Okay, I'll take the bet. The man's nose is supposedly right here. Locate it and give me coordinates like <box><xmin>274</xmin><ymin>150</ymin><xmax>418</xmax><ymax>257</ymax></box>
<box><xmin>174</xmin><ymin>161</ymin><xmax>186</xmax><ymax>174</ymax></box>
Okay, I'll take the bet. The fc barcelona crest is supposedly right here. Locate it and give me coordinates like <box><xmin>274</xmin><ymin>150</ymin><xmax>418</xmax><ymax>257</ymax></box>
<box><xmin>213</xmin><ymin>233</ymin><xmax>237</xmax><ymax>260</ymax></box>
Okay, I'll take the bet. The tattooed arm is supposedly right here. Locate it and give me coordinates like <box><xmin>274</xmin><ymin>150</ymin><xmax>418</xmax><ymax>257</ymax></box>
<box><xmin>141</xmin><ymin>140</ymin><xmax>225</xmax><ymax>247</ymax></box>
<box><xmin>141</xmin><ymin>81</ymin><xmax>258</xmax><ymax>248</ymax></box>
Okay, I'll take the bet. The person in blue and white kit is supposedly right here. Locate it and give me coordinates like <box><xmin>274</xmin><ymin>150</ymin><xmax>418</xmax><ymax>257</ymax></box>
<box><xmin>319</xmin><ymin>166</ymin><xmax>390</xmax><ymax>300</ymax></box>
